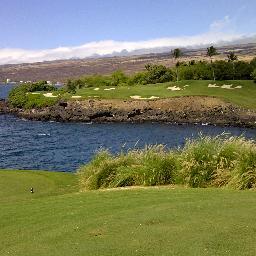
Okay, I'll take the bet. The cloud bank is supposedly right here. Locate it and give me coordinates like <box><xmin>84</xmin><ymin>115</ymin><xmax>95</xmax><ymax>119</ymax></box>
<box><xmin>0</xmin><ymin>16</ymin><xmax>252</xmax><ymax>65</ymax></box>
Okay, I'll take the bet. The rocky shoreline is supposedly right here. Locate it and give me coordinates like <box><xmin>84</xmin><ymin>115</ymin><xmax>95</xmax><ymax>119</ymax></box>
<box><xmin>1</xmin><ymin>97</ymin><xmax>256</xmax><ymax>128</ymax></box>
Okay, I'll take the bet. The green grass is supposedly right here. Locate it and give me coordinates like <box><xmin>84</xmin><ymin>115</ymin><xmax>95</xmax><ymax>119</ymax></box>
<box><xmin>78</xmin><ymin>136</ymin><xmax>256</xmax><ymax>190</ymax></box>
<box><xmin>1</xmin><ymin>169</ymin><xmax>256</xmax><ymax>255</ymax></box>
<box><xmin>72</xmin><ymin>80</ymin><xmax>256</xmax><ymax>109</ymax></box>
<box><xmin>0</xmin><ymin>170</ymin><xmax>78</xmax><ymax>203</ymax></box>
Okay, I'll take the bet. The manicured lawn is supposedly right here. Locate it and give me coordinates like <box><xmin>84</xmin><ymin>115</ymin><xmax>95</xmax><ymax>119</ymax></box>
<box><xmin>1</xmin><ymin>169</ymin><xmax>256</xmax><ymax>255</ymax></box>
<box><xmin>73</xmin><ymin>80</ymin><xmax>256</xmax><ymax>109</ymax></box>
<box><xmin>0</xmin><ymin>170</ymin><xmax>78</xmax><ymax>203</ymax></box>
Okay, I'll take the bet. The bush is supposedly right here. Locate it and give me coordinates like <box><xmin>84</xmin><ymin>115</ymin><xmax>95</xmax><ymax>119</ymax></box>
<box><xmin>213</xmin><ymin>61</ymin><xmax>233</xmax><ymax>80</ymax></box>
<box><xmin>78</xmin><ymin>145</ymin><xmax>179</xmax><ymax>190</ymax></box>
<box><xmin>252</xmin><ymin>69</ymin><xmax>256</xmax><ymax>83</ymax></box>
<box><xmin>78</xmin><ymin>135</ymin><xmax>256</xmax><ymax>191</ymax></box>
<box><xmin>179</xmin><ymin>62</ymin><xmax>212</xmax><ymax>80</ymax></box>
<box><xmin>8</xmin><ymin>81</ymin><xmax>57</xmax><ymax>108</ymax></box>
<box><xmin>234</xmin><ymin>61</ymin><xmax>253</xmax><ymax>80</ymax></box>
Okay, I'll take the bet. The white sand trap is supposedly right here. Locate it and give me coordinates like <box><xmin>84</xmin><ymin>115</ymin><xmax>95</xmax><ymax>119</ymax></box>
<box><xmin>94</xmin><ymin>88</ymin><xmax>100</xmax><ymax>91</ymax></box>
<box><xmin>130</xmin><ymin>95</ymin><xmax>159</xmax><ymax>100</ymax></box>
<box><xmin>130</xmin><ymin>95</ymin><xmax>143</xmax><ymax>99</ymax></box>
<box><xmin>43</xmin><ymin>93</ymin><xmax>58</xmax><ymax>97</ymax></box>
<box><xmin>104</xmin><ymin>87</ymin><xmax>116</xmax><ymax>91</ymax></box>
<box><xmin>221</xmin><ymin>84</ymin><xmax>234</xmax><ymax>89</ymax></box>
<box><xmin>30</xmin><ymin>92</ymin><xmax>41</xmax><ymax>95</ymax></box>
<box><xmin>93</xmin><ymin>96</ymin><xmax>99</xmax><ymax>98</ymax></box>
<box><xmin>235</xmin><ymin>86</ymin><xmax>242</xmax><ymax>89</ymax></box>
<box><xmin>71</xmin><ymin>95</ymin><xmax>82</xmax><ymax>98</ymax></box>
<box><xmin>167</xmin><ymin>86</ymin><xmax>182</xmax><ymax>91</ymax></box>
<box><xmin>208</xmin><ymin>84</ymin><xmax>219</xmax><ymax>88</ymax></box>
<box><xmin>184</xmin><ymin>84</ymin><xmax>190</xmax><ymax>87</ymax></box>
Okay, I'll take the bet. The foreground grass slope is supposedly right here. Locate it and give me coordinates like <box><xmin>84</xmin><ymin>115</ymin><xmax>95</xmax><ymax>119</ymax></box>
<box><xmin>1</xmin><ymin>169</ymin><xmax>256</xmax><ymax>255</ymax></box>
<box><xmin>73</xmin><ymin>80</ymin><xmax>256</xmax><ymax>109</ymax></box>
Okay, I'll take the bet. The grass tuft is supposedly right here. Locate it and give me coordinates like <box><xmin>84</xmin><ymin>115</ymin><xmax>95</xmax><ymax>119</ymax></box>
<box><xmin>78</xmin><ymin>135</ymin><xmax>256</xmax><ymax>190</ymax></box>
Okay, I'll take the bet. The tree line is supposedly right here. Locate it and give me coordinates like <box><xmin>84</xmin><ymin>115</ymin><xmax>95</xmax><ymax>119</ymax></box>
<box><xmin>66</xmin><ymin>48</ymin><xmax>256</xmax><ymax>92</ymax></box>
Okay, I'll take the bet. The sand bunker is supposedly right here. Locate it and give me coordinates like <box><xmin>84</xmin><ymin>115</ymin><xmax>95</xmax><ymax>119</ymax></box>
<box><xmin>30</xmin><ymin>92</ymin><xmax>41</xmax><ymax>95</ymax></box>
<box><xmin>167</xmin><ymin>86</ymin><xmax>182</xmax><ymax>91</ymax></box>
<box><xmin>71</xmin><ymin>95</ymin><xmax>82</xmax><ymax>98</ymax></box>
<box><xmin>208</xmin><ymin>84</ymin><xmax>219</xmax><ymax>88</ymax></box>
<box><xmin>130</xmin><ymin>95</ymin><xmax>159</xmax><ymax>100</ymax></box>
<box><xmin>104</xmin><ymin>88</ymin><xmax>116</xmax><ymax>91</ymax></box>
<box><xmin>94</xmin><ymin>88</ymin><xmax>100</xmax><ymax>91</ymax></box>
<box><xmin>221</xmin><ymin>84</ymin><xmax>234</xmax><ymax>89</ymax></box>
<box><xmin>184</xmin><ymin>85</ymin><xmax>190</xmax><ymax>87</ymax></box>
<box><xmin>208</xmin><ymin>84</ymin><xmax>242</xmax><ymax>89</ymax></box>
<box><xmin>43</xmin><ymin>93</ymin><xmax>58</xmax><ymax>97</ymax></box>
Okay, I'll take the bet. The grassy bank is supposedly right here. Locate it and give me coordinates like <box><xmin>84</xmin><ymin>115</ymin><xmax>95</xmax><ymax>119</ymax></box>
<box><xmin>78</xmin><ymin>135</ymin><xmax>256</xmax><ymax>190</ymax></box>
<box><xmin>17</xmin><ymin>80</ymin><xmax>256</xmax><ymax>109</ymax></box>
<box><xmin>1</xmin><ymin>169</ymin><xmax>256</xmax><ymax>255</ymax></box>
<box><xmin>72</xmin><ymin>80</ymin><xmax>256</xmax><ymax>109</ymax></box>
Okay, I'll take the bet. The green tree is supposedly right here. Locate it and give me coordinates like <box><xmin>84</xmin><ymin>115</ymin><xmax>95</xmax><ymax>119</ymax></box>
<box><xmin>111</xmin><ymin>70</ymin><xmax>128</xmax><ymax>86</ymax></box>
<box><xmin>227</xmin><ymin>51</ymin><xmax>238</xmax><ymax>80</ymax></box>
<box><xmin>66</xmin><ymin>79</ymin><xmax>76</xmax><ymax>94</ymax></box>
<box><xmin>172</xmin><ymin>48</ymin><xmax>182</xmax><ymax>81</ymax></box>
<box><xmin>207</xmin><ymin>46</ymin><xmax>218</xmax><ymax>81</ymax></box>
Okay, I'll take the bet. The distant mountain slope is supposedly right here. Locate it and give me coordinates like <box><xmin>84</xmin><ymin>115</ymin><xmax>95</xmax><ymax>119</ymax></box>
<box><xmin>0</xmin><ymin>43</ymin><xmax>255</xmax><ymax>82</ymax></box>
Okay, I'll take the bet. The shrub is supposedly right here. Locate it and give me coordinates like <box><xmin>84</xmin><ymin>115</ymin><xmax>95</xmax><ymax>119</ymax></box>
<box><xmin>234</xmin><ymin>61</ymin><xmax>253</xmax><ymax>80</ymax></box>
<box><xmin>78</xmin><ymin>135</ymin><xmax>256</xmax><ymax>191</ymax></box>
<box><xmin>251</xmin><ymin>69</ymin><xmax>256</xmax><ymax>83</ymax></box>
<box><xmin>179</xmin><ymin>136</ymin><xmax>221</xmax><ymax>187</ymax></box>
<box><xmin>8</xmin><ymin>81</ymin><xmax>57</xmax><ymax>108</ymax></box>
<box><xmin>78</xmin><ymin>145</ymin><xmax>179</xmax><ymax>190</ymax></box>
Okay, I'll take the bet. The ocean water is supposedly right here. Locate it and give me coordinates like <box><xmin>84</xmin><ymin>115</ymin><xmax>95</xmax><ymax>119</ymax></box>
<box><xmin>0</xmin><ymin>114</ymin><xmax>255</xmax><ymax>172</ymax></box>
<box><xmin>0</xmin><ymin>83</ymin><xmax>17</xmax><ymax>99</ymax></box>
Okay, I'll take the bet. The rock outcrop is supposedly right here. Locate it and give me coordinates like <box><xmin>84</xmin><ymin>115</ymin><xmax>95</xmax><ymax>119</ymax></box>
<box><xmin>1</xmin><ymin>96</ymin><xmax>256</xmax><ymax>127</ymax></box>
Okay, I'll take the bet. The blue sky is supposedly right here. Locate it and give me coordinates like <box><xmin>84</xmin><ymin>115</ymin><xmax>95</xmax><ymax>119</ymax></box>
<box><xmin>0</xmin><ymin>0</ymin><xmax>255</xmax><ymax>64</ymax></box>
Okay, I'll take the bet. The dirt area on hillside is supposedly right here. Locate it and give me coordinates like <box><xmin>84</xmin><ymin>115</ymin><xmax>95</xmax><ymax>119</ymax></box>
<box><xmin>3</xmin><ymin>96</ymin><xmax>255</xmax><ymax>128</ymax></box>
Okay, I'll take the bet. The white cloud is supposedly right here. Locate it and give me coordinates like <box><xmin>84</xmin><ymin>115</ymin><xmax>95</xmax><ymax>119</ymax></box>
<box><xmin>0</xmin><ymin>16</ymin><xmax>250</xmax><ymax>65</ymax></box>
<box><xmin>210</xmin><ymin>15</ymin><xmax>231</xmax><ymax>31</ymax></box>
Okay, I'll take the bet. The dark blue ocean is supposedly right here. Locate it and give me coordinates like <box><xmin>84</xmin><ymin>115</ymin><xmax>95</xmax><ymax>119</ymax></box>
<box><xmin>0</xmin><ymin>84</ymin><xmax>255</xmax><ymax>172</ymax></box>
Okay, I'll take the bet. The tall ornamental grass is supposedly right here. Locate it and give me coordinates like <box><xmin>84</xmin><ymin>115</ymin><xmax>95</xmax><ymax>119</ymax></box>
<box><xmin>78</xmin><ymin>135</ymin><xmax>256</xmax><ymax>190</ymax></box>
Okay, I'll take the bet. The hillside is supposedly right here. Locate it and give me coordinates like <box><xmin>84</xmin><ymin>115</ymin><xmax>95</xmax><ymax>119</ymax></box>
<box><xmin>0</xmin><ymin>43</ymin><xmax>255</xmax><ymax>82</ymax></box>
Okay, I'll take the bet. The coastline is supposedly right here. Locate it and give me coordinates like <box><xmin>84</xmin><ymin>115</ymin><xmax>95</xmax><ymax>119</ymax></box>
<box><xmin>1</xmin><ymin>96</ymin><xmax>256</xmax><ymax>128</ymax></box>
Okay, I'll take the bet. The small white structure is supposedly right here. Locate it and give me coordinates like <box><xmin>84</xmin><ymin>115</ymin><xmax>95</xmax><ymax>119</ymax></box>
<box><xmin>6</xmin><ymin>78</ymin><xmax>11</xmax><ymax>83</ymax></box>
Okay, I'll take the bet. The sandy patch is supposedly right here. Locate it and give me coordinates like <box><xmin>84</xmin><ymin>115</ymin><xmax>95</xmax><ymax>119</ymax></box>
<box><xmin>221</xmin><ymin>84</ymin><xmax>234</xmax><ymax>89</ymax></box>
<box><xmin>184</xmin><ymin>84</ymin><xmax>190</xmax><ymax>87</ymax></box>
<box><xmin>71</xmin><ymin>95</ymin><xmax>82</xmax><ymax>98</ymax></box>
<box><xmin>167</xmin><ymin>86</ymin><xmax>182</xmax><ymax>91</ymax></box>
<box><xmin>130</xmin><ymin>95</ymin><xmax>159</xmax><ymax>100</ymax></box>
<box><xmin>30</xmin><ymin>92</ymin><xmax>41</xmax><ymax>95</ymax></box>
<box><xmin>43</xmin><ymin>93</ymin><xmax>58</xmax><ymax>97</ymax></box>
<box><xmin>208</xmin><ymin>84</ymin><xmax>242</xmax><ymax>89</ymax></box>
<box><xmin>94</xmin><ymin>88</ymin><xmax>100</xmax><ymax>91</ymax></box>
<box><xmin>208</xmin><ymin>84</ymin><xmax>219</xmax><ymax>88</ymax></box>
<box><xmin>104</xmin><ymin>87</ymin><xmax>116</xmax><ymax>91</ymax></box>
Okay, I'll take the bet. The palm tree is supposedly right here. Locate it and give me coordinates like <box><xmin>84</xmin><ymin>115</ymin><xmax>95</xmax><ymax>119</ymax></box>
<box><xmin>207</xmin><ymin>46</ymin><xmax>218</xmax><ymax>81</ymax></box>
<box><xmin>227</xmin><ymin>51</ymin><xmax>238</xmax><ymax>80</ymax></box>
<box><xmin>172</xmin><ymin>48</ymin><xmax>182</xmax><ymax>81</ymax></box>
